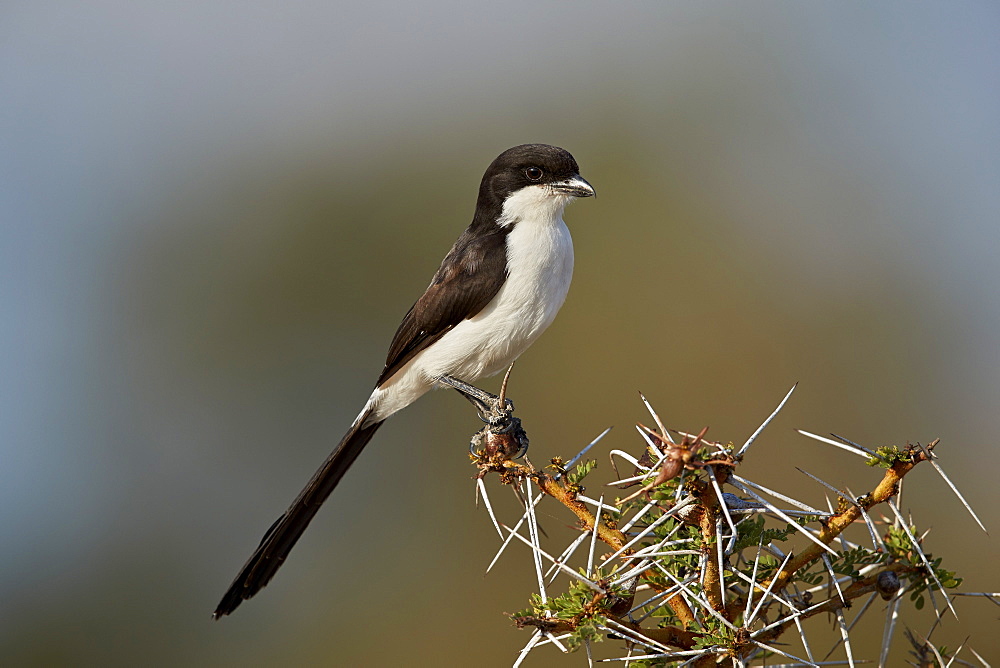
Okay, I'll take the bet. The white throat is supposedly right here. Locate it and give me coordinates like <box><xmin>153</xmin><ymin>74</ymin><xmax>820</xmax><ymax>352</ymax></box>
<box><xmin>497</xmin><ymin>184</ymin><xmax>576</xmax><ymax>228</ymax></box>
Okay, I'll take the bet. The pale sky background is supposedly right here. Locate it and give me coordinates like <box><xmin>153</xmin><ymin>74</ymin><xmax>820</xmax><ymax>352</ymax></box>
<box><xmin>2</xmin><ymin>2</ymin><xmax>999</xmax><ymax>665</ymax></box>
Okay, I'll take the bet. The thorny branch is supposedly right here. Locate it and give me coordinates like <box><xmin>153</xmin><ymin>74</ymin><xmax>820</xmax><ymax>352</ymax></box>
<box><xmin>470</xmin><ymin>425</ymin><xmax>697</xmax><ymax>629</ymax></box>
<box><xmin>753</xmin><ymin>562</ymin><xmax>923</xmax><ymax>644</ymax></box>
<box><xmin>760</xmin><ymin>439</ymin><xmax>939</xmax><ymax>595</ymax></box>
<box><xmin>453</xmin><ymin>379</ymin><xmax>983</xmax><ymax>666</ymax></box>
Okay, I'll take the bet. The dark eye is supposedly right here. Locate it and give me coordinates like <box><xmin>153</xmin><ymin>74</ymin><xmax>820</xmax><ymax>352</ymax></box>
<box><xmin>524</xmin><ymin>167</ymin><xmax>543</xmax><ymax>181</ymax></box>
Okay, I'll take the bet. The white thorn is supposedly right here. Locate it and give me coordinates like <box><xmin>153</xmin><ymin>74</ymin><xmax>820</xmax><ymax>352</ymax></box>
<box><xmin>737</xmin><ymin>383</ymin><xmax>797</xmax><ymax>457</ymax></box>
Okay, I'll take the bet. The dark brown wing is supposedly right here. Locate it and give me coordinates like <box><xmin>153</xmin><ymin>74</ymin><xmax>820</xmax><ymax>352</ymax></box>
<box><xmin>376</xmin><ymin>226</ymin><xmax>509</xmax><ymax>387</ymax></box>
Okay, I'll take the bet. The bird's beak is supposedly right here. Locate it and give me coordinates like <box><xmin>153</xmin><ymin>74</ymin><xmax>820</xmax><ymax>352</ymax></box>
<box><xmin>550</xmin><ymin>175</ymin><xmax>595</xmax><ymax>198</ymax></box>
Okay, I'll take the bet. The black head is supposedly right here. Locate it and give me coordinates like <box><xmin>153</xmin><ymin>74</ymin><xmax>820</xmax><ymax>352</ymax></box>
<box><xmin>475</xmin><ymin>144</ymin><xmax>595</xmax><ymax>216</ymax></box>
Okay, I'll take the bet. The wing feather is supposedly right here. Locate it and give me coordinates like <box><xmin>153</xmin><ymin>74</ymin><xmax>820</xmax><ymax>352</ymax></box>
<box><xmin>376</xmin><ymin>227</ymin><xmax>508</xmax><ymax>387</ymax></box>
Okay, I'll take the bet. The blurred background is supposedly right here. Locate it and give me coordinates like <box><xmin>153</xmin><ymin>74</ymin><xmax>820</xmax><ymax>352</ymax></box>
<box><xmin>2</xmin><ymin>2</ymin><xmax>998</xmax><ymax>665</ymax></box>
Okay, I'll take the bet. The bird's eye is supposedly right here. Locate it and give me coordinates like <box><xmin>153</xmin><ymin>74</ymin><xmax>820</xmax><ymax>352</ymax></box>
<box><xmin>524</xmin><ymin>167</ymin><xmax>543</xmax><ymax>181</ymax></box>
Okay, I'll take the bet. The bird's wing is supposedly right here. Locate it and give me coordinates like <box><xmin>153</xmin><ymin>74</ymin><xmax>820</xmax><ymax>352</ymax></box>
<box><xmin>376</xmin><ymin>227</ymin><xmax>509</xmax><ymax>387</ymax></box>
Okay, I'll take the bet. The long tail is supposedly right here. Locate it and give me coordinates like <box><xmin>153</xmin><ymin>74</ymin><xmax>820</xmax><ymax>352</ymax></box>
<box><xmin>213</xmin><ymin>413</ymin><xmax>384</xmax><ymax>618</ymax></box>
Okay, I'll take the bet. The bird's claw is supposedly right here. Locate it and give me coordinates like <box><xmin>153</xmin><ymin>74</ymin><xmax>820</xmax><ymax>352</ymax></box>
<box><xmin>437</xmin><ymin>374</ymin><xmax>528</xmax><ymax>459</ymax></box>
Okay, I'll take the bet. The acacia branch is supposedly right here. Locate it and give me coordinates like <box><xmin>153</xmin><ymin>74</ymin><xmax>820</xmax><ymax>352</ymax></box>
<box><xmin>698</xmin><ymin>505</ymin><xmax>724</xmax><ymax>609</ymax></box>
<box><xmin>761</xmin><ymin>444</ymin><xmax>933</xmax><ymax>593</ymax></box>
<box><xmin>754</xmin><ymin>562</ymin><xmax>923</xmax><ymax>644</ymax></box>
<box><xmin>460</xmin><ymin>383</ymin><xmax>973</xmax><ymax>665</ymax></box>
<box><xmin>476</xmin><ymin>446</ymin><xmax>697</xmax><ymax>628</ymax></box>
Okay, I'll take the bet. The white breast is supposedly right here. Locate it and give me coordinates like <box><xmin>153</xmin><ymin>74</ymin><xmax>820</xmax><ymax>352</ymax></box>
<box><xmin>363</xmin><ymin>185</ymin><xmax>576</xmax><ymax>424</ymax></box>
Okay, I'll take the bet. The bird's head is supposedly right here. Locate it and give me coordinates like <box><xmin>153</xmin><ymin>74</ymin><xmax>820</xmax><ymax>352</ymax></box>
<box><xmin>476</xmin><ymin>144</ymin><xmax>594</xmax><ymax>227</ymax></box>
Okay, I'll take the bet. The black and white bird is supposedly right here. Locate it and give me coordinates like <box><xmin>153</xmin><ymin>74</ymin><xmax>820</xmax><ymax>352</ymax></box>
<box><xmin>214</xmin><ymin>144</ymin><xmax>594</xmax><ymax>617</ymax></box>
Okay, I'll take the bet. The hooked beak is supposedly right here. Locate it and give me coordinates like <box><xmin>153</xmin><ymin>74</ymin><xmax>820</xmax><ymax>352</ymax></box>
<box><xmin>550</xmin><ymin>175</ymin><xmax>595</xmax><ymax>198</ymax></box>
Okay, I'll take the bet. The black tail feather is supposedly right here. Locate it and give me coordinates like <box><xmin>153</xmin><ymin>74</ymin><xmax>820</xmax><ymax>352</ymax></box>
<box><xmin>213</xmin><ymin>415</ymin><xmax>384</xmax><ymax>618</ymax></box>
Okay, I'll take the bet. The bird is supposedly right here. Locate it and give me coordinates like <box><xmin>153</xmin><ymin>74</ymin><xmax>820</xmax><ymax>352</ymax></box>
<box><xmin>213</xmin><ymin>143</ymin><xmax>594</xmax><ymax>618</ymax></box>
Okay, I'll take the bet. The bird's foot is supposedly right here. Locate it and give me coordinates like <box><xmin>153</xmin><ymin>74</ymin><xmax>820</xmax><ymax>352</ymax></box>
<box><xmin>437</xmin><ymin>368</ymin><xmax>528</xmax><ymax>459</ymax></box>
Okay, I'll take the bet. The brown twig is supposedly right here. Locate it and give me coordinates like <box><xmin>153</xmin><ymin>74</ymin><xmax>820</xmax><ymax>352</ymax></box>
<box><xmin>754</xmin><ymin>562</ymin><xmax>925</xmax><ymax>644</ymax></box>
<box><xmin>761</xmin><ymin>444</ymin><xmax>934</xmax><ymax>593</ymax></box>
<box><xmin>476</xmin><ymin>449</ymin><xmax>698</xmax><ymax>628</ymax></box>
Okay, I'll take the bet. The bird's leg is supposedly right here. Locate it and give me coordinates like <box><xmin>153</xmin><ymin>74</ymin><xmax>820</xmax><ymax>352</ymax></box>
<box><xmin>436</xmin><ymin>375</ymin><xmax>515</xmax><ymax>429</ymax></box>
<box><xmin>437</xmin><ymin>375</ymin><xmax>503</xmax><ymax>418</ymax></box>
<box><xmin>437</xmin><ymin>366</ymin><xmax>528</xmax><ymax>458</ymax></box>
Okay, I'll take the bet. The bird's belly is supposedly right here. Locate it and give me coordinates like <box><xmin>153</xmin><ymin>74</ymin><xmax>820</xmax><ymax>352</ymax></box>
<box><xmin>418</xmin><ymin>269</ymin><xmax>570</xmax><ymax>380</ymax></box>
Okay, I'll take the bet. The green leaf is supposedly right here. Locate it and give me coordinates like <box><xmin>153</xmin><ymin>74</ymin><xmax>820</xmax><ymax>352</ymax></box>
<box><xmin>566</xmin><ymin>459</ymin><xmax>598</xmax><ymax>486</ymax></box>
